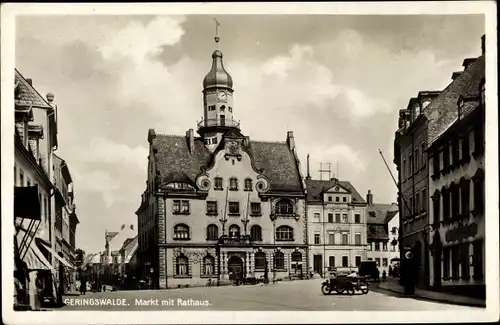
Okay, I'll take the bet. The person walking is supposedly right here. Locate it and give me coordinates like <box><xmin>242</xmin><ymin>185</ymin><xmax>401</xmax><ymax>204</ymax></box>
<box><xmin>79</xmin><ymin>272</ymin><xmax>87</xmax><ymax>295</ymax></box>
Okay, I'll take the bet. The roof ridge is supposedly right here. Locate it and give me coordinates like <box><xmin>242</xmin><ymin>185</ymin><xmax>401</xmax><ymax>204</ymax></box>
<box><xmin>251</xmin><ymin>140</ymin><xmax>287</xmax><ymax>144</ymax></box>
<box><xmin>156</xmin><ymin>133</ymin><xmax>185</xmax><ymax>138</ymax></box>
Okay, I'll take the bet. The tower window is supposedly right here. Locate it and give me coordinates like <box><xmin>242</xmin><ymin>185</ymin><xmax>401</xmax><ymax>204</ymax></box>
<box><xmin>228</xmin><ymin>106</ymin><xmax>232</xmax><ymax>112</ymax></box>
<box><xmin>208</xmin><ymin>105</ymin><xmax>216</xmax><ymax>111</ymax></box>
<box><xmin>220</xmin><ymin>105</ymin><xmax>225</xmax><ymax>112</ymax></box>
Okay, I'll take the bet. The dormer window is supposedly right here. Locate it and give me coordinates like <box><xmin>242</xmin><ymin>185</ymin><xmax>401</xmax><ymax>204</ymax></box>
<box><xmin>274</xmin><ymin>199</ymin><xmax>294</xmax><ymax>215</ymax></box>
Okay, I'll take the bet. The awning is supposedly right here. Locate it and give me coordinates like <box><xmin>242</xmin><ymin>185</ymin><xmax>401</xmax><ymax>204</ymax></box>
<box><xmin>39</xmin><ymin>242</ymin><xmax>75</xmax><ymax>269</ymax></box>
<box><xmin>16</xmin><ymin>229</ymin><xmax>51</xmax><ymax>270</ymax></box>
<box><xmin>14</xmin><ymin>186</ymin><xmax>41</xmax><ymax>220</ymax></box>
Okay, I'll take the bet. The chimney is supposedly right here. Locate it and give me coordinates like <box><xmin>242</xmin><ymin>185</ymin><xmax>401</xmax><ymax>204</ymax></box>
<box><xmin>451</xmin><ymin>72</ymin><xmax>462</xmax><ymax>81</ymax></box>
<box><xmin>481</xmin><ymin>34</ymin><xmax>485</xmax><ymax>55</ymax></box>
<box><xmin>147</xmin><ymin>129</ymin><xmax>156</xmax><ymax>144</ymax></box>
<box><xmin>26</xmin><ymin>78</ymin><xmax>32</xmax><ymax>86</ymax></box>
<box><xmin>186</xmin><ymin>129</ymin><xmax>194</xmax><ymax>153</ymax></box>
<box><xmin>366</xmin><ymin>190</ymin><xmax>373</xmax><ymax>205</ymax></box>
<box><xmin>286</xmin><ymin>131</ymin><xmax>295</xmax><ymax>150</ymax></box>
<box><xmin>306</xmin><ymin>154</ymin><xmax>311</xmax><ymax>180</ymax></box>
<box><xmin>462</xmin><ymin>58</ymin><xmax>476</xmax><ymax>70</ymax></box>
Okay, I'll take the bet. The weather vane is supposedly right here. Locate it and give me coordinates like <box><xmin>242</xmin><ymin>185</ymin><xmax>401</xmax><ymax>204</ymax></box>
<box><xmin>214</xmin><ymin>18</ymin><xmax>220</xmax><ymax>45</ymax></box>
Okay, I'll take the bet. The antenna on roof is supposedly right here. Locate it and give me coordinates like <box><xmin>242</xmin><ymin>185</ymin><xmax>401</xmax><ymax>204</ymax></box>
<box><xmin>318</xmin><ymin>162</ymin><xmax>332</xmax><ymax>181</ymax></box>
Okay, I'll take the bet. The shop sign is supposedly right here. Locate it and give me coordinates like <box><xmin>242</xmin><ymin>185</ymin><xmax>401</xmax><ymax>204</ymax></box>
<box><xmin>445</xmin><ymin>222</ymin><xmax>478</xmax><ymax>242</ymax></box>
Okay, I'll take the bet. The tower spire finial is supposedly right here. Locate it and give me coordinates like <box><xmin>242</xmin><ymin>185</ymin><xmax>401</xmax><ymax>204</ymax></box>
<box><xmin>214</xmin><ymin>18</ymin><xmax>220</xmax><ymax>46</ymax></box>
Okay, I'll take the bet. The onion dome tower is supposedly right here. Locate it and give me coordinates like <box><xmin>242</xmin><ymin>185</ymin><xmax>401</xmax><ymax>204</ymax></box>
<box><xmin>198</xmin><ymin>19</ymin><xmax>239</xmax><ymax>151</ymax></box>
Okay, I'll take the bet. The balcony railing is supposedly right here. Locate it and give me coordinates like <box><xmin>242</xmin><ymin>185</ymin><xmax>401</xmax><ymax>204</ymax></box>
<box><xmin>197</xmin><ymin>118</ymin><xmax>240</xmax><ymax>129</ymax></box>
<box><xmin>217</xmin><ymin>235</ymin><xmax>252</xmax><ymax>245</ymax></box>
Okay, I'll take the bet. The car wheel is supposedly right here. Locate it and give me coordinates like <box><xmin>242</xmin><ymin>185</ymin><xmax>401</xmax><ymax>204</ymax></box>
<box><xmin>321</xmin><ymin>284</ymin><xmax>331</xmax><ymax>295</ymax></box>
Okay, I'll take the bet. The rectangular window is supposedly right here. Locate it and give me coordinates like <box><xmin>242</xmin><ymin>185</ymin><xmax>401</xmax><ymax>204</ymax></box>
<box><xmin>342</xmin><ymin>256</ymin><xmax>348</xmax><ymax>267</ymax></box>
<box><xmin>461</xmin><ymin>135</ymin><xmax>470</xmax><ymax>162</ymax></box>
<box><xmin>206</xmin><ymin>201</ymin><xmax>218</xmax><ymax>215</ymax></box>
<box><xmin>421</xmin><ymin>143</ymin><xmax>426</xmax><ymax>168</ymax></box>
<box><xmin>375</xmin><ymin>258</ymin><xmax>380</xmax><ymax>266</ymax></box>
<box><xmin>421</xmin><ymin>189</ymin><xmax>427</xmax><ymax>213</ymax></box>
<box><xmin>443</xmin><ymin>145</ymin><xmax>450</xmax><ymax>170</ymax></box>
<box><xmin>229</xmin><ymin>178</ymin><xmax>238</xmax><ymax>190</ymax></box>
<box><xmin>228</xmin><ymin>202</ymin><xmax>240</xmax><ymax>216</ymax></box>
<box><xmin>402</xmin><ymin>159</ymin><xmax>406</xmax><ymax>180</ymax></box>
<box><xmin>355</xmin><ymin>233</ymin><xmax>361</xmax><ymax>245</ymax></box>
<box><xmin>382</xmin><ymin>242</ymin><xmax>388</xmax><ymax>251</ymax></box>
<box><xmin>335</xmin><ymin>213</ymin><xmax>341</xmax><ymax>223</ymax></box>
<box><xmin>335</xmin><ymin>196</ymin><xmax>340</xmax><ymax>202</ymax></box>
<box><xmin>355</xmin><ymin>256</ymin><xmax>361</xmax><ymax>267</ymax></box>
<box><xmin>328</xmin><ymin>213</ymin><xmax>333</xmax><ymax>223</ymax></box>
<box><xmin>382</xmin><ymin>258</ymin><xmax>388</xmax><ymax>267</ymax></box>
<box><xmin>341</xmin><ymin>233</ymin><xmax>348</xmax><ymax>245</ymax></box>
<box><xmin>173</xmin><ymin>200</ymin><xmax>181</xmax><ymax>213</ymax></box>
<box><xmin>14</xmin><ymin>165</ymin><xmax>17</xmax><ymax>186</ymax></box>
<box><xmin>374</xmin><ymin>242</ymin><xmax>380</xmax><ymax>251</ymax></box>
<box><xmin>415</xmin><ymin>148</ymin><xmax>419</xmax><ymax>171</ymax></box>
<box><xmin>314</xmin><ymin>233</ymin><xmax>320</xmax><ymax>245</ymax></box>
<box><xmin>367</xmin><ymin>242</ymin><xmax>372</xmax><ymax>251</ymax></box>
<box><xmin>250</xmin><ymin>202</ymin><xmax>261</xmax><ymax>216</ymax></box>
<box><xmin>27</xmin><ymin>178</ymin><xmax>31</xmax><ymax>187</ymax></box>
<box><xmin>244</xmin><ymin>179</ymin><xmax>253</xmax><ymax>191</ymax></box>
<box><xmin>472</xmin><ymin>240</ymin><xmax>483</xmax><ymax>279</ymax></box>
<box><xmin>415</xmin><ymin>193</ymin><xmax>420</xmax><ymax>215</ymax></box>
<box><xmin>368</xmin><ymin>258</ymin><xmax>373</xmax><ymax>261</ymax></box>
<box><xmin>314</xmin><ymin>212</ymin><xmax>320</xmax><ymax>221</ymax></box>
<box><xmin>328</xmin><ymin>196</ymin><xmax>332</xmax><ymax>202</ymax></box>
<box><xmin>460</xmin><ymin>243</ymin><xmax>470</xmax><ymax>279</ymax></box>
<box><xmin>343</xmin><ymin>197</ymin><xmax>347</xmax><ymax>203</ymax></box>
<box><xmin>451</xmin><ymin>246</ymin><xmax>460</xmax><ymax>280</ymax></box>
<box><xmin>354</xmin><ymin>214</ymin><xmax>361</xmax><ymax>223</ymax></box>
<box><xmin>443</xmin><ymin>247</ymin><xmax>450</xmax><ymax>278</ymax></box>
<box><xmin>408</xmin><ymin>153</ymin><xmax>413</xmax><ymax>176</ymax></box>
<box><xmin>329</xmin><ymin>256</ymin><xmax>335</xmax><ymax>268</ymax></box>
<box><xmin>342</xmin><ymin>214</ymin><xmax>348</xmax><ymax>223</ymax></box>
<box><xmin>181</xmin><ymin>201</ymin><xmax>190</xmax><ymax>213</ymax></box>
<box><xmin>433</xmin><ymin>154</ymin><xmax>440</xmax><ymax>177</ymax></box>
<box><xmin>214</xmin><ymin>177</ymin><xmax>223</xmax><ymax>190</ymax></box>
<box><xmin>328</xmin><ymin>233</ymin><xmax>335</xmax><ymax>245</ymax></box>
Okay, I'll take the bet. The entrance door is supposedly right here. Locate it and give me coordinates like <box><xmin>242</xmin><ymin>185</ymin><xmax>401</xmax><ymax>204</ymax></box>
<box><xmin>228</xmin><ymin>256</ymin><xmax>243</xmax><ymax>281</ymax></box>
<box><xmin>220</xmin><ymin>115</ymin><xmax>225</xmax><ymax>126</ymax></box>
<box><xmin>313</xmin><ymin>255</ymin><xmax>322</xmax><ymax>276</ymax></box>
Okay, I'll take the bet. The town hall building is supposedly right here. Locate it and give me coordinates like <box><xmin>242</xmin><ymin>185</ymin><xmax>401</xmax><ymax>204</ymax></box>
<box><xmin>136</xmin><ymin>35</ymin><xmax>307</xmax><ymax>289</ymax></box>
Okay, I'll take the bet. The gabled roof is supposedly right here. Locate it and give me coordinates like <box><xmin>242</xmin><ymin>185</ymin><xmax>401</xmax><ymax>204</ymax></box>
<box><xmin>152</xmin><ymin>132</ymin><xmax>304</xmax><ymax>193</ymax></box>
<box><xmin>366</xmin><ymin>203</ymin><xmax>399</xmax><ymax>224</ymax></box>
<box><xmin>426</xmin><ymin>55</ymin><xmax>485</xmax><ymax>143</ymax></box>
<box><xmin>305</xmin><ymin>179</ymin><xmax>365</xmax><ymax>204</ymax></box>
<box><xmin>106</xmin><ymin>225</ymin><xmax>137</xmax><ymax>253</ymax></box>
<box><xmin>14</xmin><ymin>69</ymin><xmax>52</xmax><ymax>109</ymax></box>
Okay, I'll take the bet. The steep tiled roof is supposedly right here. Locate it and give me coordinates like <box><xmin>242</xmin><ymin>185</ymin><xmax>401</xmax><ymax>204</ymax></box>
<box><xmin>367</xmin><ymin>203</ymin><xmax>399</xmax><ymax>225</ymax></box>
<box><xmin>305</xmin><ymin>179</ymin><xmax>365</xmax><ymax>204</ymax></box>
<box><xmin>368</xmin><ymin>224</ymin><xmax>389</xmax><ymax>240</ymax></box>
<box><xmin>14</xmin><ymin>69</ymin><xmax>52</xmax><ymax>109</ymax></box>
<box><xmin>426</xmin><ymin>55</ymin><xmax>485</xmax><ymax>143</ymax></box>
<box><xmin>152</xmin><ymin>133</ymin><xmax>303</xmax><ymax>193</ymax></box>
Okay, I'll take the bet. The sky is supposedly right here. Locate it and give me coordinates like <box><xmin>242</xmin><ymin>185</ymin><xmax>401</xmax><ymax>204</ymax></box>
<box><xmin>15</xmin><ymin>14</ymin><xmax>484</xmax><ymax>253</ymax></box>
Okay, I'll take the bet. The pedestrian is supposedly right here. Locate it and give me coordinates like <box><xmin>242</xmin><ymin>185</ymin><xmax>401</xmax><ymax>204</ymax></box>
<box><xmin>80</xmin><ymin>273</ymin><xmax>87</xmax><ymax>295</ymax></box>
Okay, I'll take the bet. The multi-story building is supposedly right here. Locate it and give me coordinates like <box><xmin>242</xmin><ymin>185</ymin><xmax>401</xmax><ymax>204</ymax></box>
<box><xmin>365</xmin><ymin>190</ymin><xmax>399</xmax><ymax>276</ymax></box>
<box><xmin>394</xmin><ymin>89</ymin><xmax>441</xmax><ymax>289</ymax></box>
<box><xmin>426</xmin><ymin>36</ymin><xmax>485</xmax><ymax>299</ymax></box>
<box><xmin>136</xmin><ymin>36</ymin><xmax>307</xmax><ymax>289</ymax></box>
<box><xmin>305</xmin><ymin>176</ymin><xmax>367</xmax><ymax>277</ymax></box>
<box><xmin>103</xmin><ymin>224</ymin><xmax>137</xmax><ymax>279</ymax></box>
<box><xmin>13</xmin><ymin>70</ymin><xmax>60</xmax><ymax>308</ymax></box>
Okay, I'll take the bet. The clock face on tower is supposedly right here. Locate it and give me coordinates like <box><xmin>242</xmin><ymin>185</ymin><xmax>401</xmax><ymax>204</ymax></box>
<box><xmin>217</xmin><ymin>91</ymin><xmax>227</xmax><ymax>102</ymax></box>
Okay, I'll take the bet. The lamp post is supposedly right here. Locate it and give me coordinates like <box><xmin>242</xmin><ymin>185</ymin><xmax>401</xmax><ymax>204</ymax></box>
<box><xmin>272</xmin><ymin>219</ymin><xmax>276</xmax><ymax>284</ymax></box>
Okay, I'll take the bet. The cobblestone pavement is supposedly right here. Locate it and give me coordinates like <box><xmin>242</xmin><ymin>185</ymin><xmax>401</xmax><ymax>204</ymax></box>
<box><xmin>61</xmin><ymin>279</ymin><xmax>481</xmax><ymax>311</ymax></box>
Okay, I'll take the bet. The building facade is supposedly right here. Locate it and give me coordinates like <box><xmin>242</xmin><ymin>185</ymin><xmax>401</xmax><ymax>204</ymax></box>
<box><xmin>427</xmin><ymin>38</ymin><xmax>485</xmax><ymax>299</ymax></box>
<box><xmin>393</xmin><ymin>90</ymin><xmax>440</xmax><ymax>289</ymax></box>
<box><xmin>365</xmin><ymin>190</ymin><xmax>399</xmax><ymax>276</ymax></box>
<box><xmin>305</xmin><ymin>178</ymin><xmax>367</xmax><ymax>277</ymax></box>
<box><xmin>136</xmin><ymin>39</ymin><xmax>307</xmax><ymax>289</ymax></box>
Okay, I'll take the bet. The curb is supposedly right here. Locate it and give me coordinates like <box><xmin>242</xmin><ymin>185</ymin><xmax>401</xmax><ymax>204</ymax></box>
<box><xmin>377</xmin><ymin>285</ymin><xmax>486</xmax><ymax>308</ymax></box>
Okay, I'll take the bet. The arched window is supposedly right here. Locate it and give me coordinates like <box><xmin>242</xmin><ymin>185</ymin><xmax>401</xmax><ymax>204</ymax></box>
<box><xmin>228</xmin><ymin>225</ymin><xmax>240</xmax><ymax>238</ymax></box>
<box><xmin>250</xmin><ymin>225</ymin><xmax>262</xmax><ymax>241</ymax></box>
<box><xmin>255</xmin><ymin>252</ymin><xmax>266</xmax><ymax>270</ymax></box>
<box><xmin>275</xmin><ymin>226</ymin><xmax>294</xmax><ymax>241</ymax></box>
<box><xmin>229</xmin><ymin>177</ymin><xmax>238</xmax><ymax>191</ymax></box>
<box><xmin>244</xmin><ymin>178</ymin><xmax>253</xmax><ymax>191</ymax></box>
<box><xmin>275</xmin><ymin>199</ymin><xmax>294</xmax><ymax>215</ymax></box>
<box><xmin>176</xmin><ymin>255</ymin><xmax>189</xmax><ymax>276</ymax></box>
<box><xmin>206</xmin><ymin>224</ymin><xmax>219</xmax><ymax>240</ymax></box>
<box><xmin>173</xmin><ymin>224</ymin><xmax>190</xmax><ymax>240</ymax></box>
<box><xmin>274</xmin><ymin>251</ymin><xmax>285</xmax><ymax>270</ymax></box>
<box><xmin>220</xmin><ymin>105</ymin><xmax>226</xmax><ymax>112</ymax></box>
<box><xmin>291</xmin><ymin>251</ymin><xmax>302</xmax><ymax>262</ymax></box>
<box><xmin>202</xmin><ymin>255</ymin><xmax>215</xmax><ymax>275</ymax></box>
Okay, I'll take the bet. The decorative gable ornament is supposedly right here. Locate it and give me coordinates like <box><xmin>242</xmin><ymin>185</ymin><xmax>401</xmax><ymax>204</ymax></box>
<box><xmin>224</xmin><ymin>140</ymin><xmax>242</xmax><ymax>161</ymax></box>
